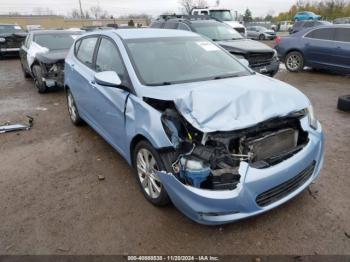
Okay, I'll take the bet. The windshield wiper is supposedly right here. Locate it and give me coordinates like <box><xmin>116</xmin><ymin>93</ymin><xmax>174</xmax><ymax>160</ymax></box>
<box><xmin>214</xmin><ymin>74</ymin><xmax>240</xmax><ymax>80</ymax></box>
<box><xmin>148</xmin><ymin>81</ymin><xmax>173</xmax><ymax>86</ymax></box>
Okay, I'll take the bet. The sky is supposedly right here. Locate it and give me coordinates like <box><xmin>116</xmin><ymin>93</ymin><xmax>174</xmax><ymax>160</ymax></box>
<box><xmin>0</xmin><ymin>0</ymin><xmax>300</xmax><ymax>17</ymax></box>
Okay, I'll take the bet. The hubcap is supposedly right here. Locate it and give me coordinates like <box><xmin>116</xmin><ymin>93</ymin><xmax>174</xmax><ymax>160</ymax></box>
<box><xmin>136</xmin><ymin>148</ymin><xmax>162</xmax><ymax>199</ymax></box>
<box><xmin>287</xmin><ymin>55</ymin><xmax>301</xmax><ymax>71</ymax></box>
<box><xmin>67</xmin><ymin>92</ymin><xmax>77</xmax><ymax>122</ymax></box>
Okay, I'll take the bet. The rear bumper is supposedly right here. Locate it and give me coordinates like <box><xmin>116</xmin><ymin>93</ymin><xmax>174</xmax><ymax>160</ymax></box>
<box><xmin>158</xmin><ymin>118</ymin><xmax>324</xmax><ymax>225</ymax></box>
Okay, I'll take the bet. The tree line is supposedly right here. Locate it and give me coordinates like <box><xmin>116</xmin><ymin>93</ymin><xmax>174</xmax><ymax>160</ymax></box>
<box><xmin>275</xmin><ymin>0</ymin><xmax>350</xmax><ymax>21</ymax></box>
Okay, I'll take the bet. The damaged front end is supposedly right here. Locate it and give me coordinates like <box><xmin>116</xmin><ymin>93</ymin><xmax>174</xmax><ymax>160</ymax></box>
<box><xmin>145</xmin><ymin>97</ymin><xmax>323</xmax><ymax>224</ymax></box>
<box><xmin>36</xmin><ymin>52</ymin><xmax>66</xmax><ymax>88</ymax></box>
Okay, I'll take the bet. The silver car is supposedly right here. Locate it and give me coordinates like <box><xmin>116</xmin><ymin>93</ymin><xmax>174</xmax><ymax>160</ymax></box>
<box><xmin>247</xmin><ymin>26</ymin><xmax>277</xmax><ymax>40</ymax></box>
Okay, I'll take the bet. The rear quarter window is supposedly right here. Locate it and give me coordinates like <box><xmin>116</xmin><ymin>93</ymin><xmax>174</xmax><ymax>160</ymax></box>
<box><xmin>75</xmin><ymin>37</ymin><xmax>98</xmax><ymax>68</ymax></box>
<box><xmin>306</xmin><ymin>28</ymin><xmax>335</xmax><ymax>40</ymax></box>
<box><xmin>334</xmin><ymin>28</ymin><xmax>350</xmax><ymax>42</ymax></box>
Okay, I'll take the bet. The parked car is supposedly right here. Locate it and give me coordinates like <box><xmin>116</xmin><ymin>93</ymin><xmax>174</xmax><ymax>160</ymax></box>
<box><xmin>334</xmin><ymin>17</ymin><xmax>350</xmax><ymax>24</ymax></box>
<box><xmin>294</xmin><ymin>11</ymin><xmax>321</xmax><ymax>21</ymax></box>
<box><xmin>191</xmin><ymin>8</ymin><xmax>246</xmax><ymax>36</ymax></box>
<box><xmin>277</xmin><ymin>21</ymin><xmax>293</xmax><ymax>32</ymax></box>
<box><xmin>0</xmin><ymin>24</ymin><xmax>27</xmax><ymax>58</ymax></box>
<box><xmin>290</xmin><ymin>20</ymin><xmax>331</xmax><ymax>34</ymax></box>
<box><xmin>65</xmin><ymin>29</ymin><xmax>324</xmax><ymax>225</ymax></box>
<box><xmin>246</xmin><ymin>26</ymin><xmax>277</xmax><ymax>40</ymax></box>
<box><xmin>19</xmin><ymin>30</ymin><xmax>82</xmax><ymax>93</ymax></box>
<box><xmin>151</xmin><ymin>16</ymin><xmax>280</xmax><ymax>76</ymax></box>
<box><xmin>275</xmin><ymin>25</ymin><xmax>350</xmax><ymax>74</ymax></box>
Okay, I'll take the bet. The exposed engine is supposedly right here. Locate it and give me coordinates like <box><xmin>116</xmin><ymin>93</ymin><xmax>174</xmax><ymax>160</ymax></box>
<box><xmin>146</xmin><ymin>98</ymin><xmax>309</xmax><ymax>191</ymax></box>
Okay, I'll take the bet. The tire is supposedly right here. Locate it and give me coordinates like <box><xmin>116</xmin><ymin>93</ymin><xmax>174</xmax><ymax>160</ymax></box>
<box><xmin>32</xmin><ymin>65</ymin><xmax>47</xmax><ymax>93</ymax></box>
<box><xmin>259</xmin><ymin>34</ymin><xmax>265</xmax><ymax>40</ymax></box>
<box><xmin>21</xmin><ymin>63</ymin><xmax>31</xmax><ymax>79</ymax></box>
<box><xmin>285</xmin><ymin>51</ymin><xmax>304</xmax><ymax>72</ymax></box>
<box><xmin>133</xmin><ymin>140</ymin><xmax>170</xmax><ymax>206</ymax></box>
<box><xmin>337</xmin><ymin>95</ymin><xmax>350</xmax><ymax>112</ymax></box>
<box><xmin>66</xmin><ymin>89</ymin><xmax>84</xmax><ymax>126</ymax></box>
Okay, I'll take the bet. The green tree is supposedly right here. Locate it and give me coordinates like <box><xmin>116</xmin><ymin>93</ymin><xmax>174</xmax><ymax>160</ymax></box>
<box><xmin>243</xmin><ymin>8</ymin><xmax>253</xmax><ymax>22</ymax></box>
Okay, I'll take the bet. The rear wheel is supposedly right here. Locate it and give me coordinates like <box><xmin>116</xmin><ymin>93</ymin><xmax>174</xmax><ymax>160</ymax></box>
<box><xmin>21</xmin><ymin>63</ymin><xmax>30</xmax><ymax>79</ymax></box>
<box><xmin>337</xmin><ymin>95</ymin><xmax>350</xmax><ymax>112</ymax></box>
<box><xmin>66</xmin><ymin>89</ymin><xmax>84</xmax><ymax>126</ymax></box>
<box><xmin>259</xmin><ymin>34</ymin><xmax>265</xmax><ymax>40</ymax></box>
<box><xmin>32</xmin><ymin>65</ymin><xmax>47</xmax><ymax>93</ymax></box>
<box><xmin>133</xmin><ymin>140</ymin><xmax>170</xmax><ymax>206</ymax></box>
<box><xmin>285</xmin><ymin>51</ymin><xmax>304</xmax><ymax>72</ymax></box>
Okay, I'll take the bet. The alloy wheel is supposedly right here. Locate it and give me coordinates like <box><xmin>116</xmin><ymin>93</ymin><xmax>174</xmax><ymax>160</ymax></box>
<box><xmin>136</xmin><ymin>148</ymin><xmax>162</xmax><ymax>199</ymax></box>
<box><xmin>67</xmin><ymin>91</ymin><xmax>77</xmax><ymax>122</ymax></box>
<box><xmin>287</xmin><ymin>54</ymin><xmax>302</xmax><ymax>71</ymax></box>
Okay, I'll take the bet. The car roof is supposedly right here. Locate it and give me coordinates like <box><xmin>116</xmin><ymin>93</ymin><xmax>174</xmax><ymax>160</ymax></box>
<box><xmin>31</xmin><ymin>30</ymin><xmax>82</xmax><ymax>35</ymax></box>
<box><xmin>109</xmin><ymin>28</ymin><xmax>199</xmax><ymax>40</ymax></box>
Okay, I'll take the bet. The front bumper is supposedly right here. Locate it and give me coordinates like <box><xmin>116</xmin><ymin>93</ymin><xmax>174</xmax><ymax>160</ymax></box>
<box><xmin>158</xmin><ymin>117</ymin><xmax>324</xmax><ymax>225</ymax></box>
<box><xmin>251</xmin><ymin>58</ymin><xmax>280</xmax><ymax>76</ymax></box>
<box><xmin>0</xmin><ymin>47</ymin><xmax>20</xmax><ymax>53</ymax></box>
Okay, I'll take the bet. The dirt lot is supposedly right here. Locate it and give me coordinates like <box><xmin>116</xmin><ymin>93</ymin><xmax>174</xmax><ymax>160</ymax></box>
<box><xmin>0</xmin><ymin>54</ymin><xmax>349</xmax><ymax>255</ymax></box>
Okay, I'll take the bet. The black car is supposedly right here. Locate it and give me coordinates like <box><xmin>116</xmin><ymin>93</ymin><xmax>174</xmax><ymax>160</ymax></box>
<box><xmin>290</xmin><ymin>20</ymin><xmax>331</xmax><ymax>34</ymax></box>
<box><xmin>151</xmin><ymin>15</ymin><xmax>280</xmax><ymax>77</ymax></box>
<box><xmin>0</xmin><ymin>24</ymin><xmax>27</xmax><ymax>58</ymax></box>
<box><xmin>19</xmin><ymin>30</ymin><xmax>81</xmax><ymax>93</ymax></box>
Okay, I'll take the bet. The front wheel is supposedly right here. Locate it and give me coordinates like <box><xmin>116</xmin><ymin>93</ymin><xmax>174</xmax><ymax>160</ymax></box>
<box><xmin>259</xmin><ymin>34</ymin><xmax>265</xmax><ymax>40</ymax></box>
<box><xmin>32</xmin><ymin>65</ymin><xmax>47</xmax><ymax>93</ymax></box>
<box><xmin>133</xmin><ymin>141</ymin><xmax>170</xmax><ymax>206</ymax></box>
<box><xmin>285</xmin><ymin>51</ymin><xmax>304</xmax><ymax>72</ymax></box>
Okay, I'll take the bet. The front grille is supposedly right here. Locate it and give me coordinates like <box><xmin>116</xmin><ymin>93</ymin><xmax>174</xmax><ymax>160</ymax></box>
<box><xmin>235</xmin><ymin>27</ymin><xmax>245</xmax><ymax>34</ymax></box>
<box><xmin>4</xmin><ymin>37</ymin><xmax>24</xmax><ymax>48</ymax></box>
<box><xmin>247</xmin><ymin>52</ymin><xmax>274</xmax><ymax>67</ymax></box>
<box><xmin>256</xmin><ymin>161</ymin><xmax>316</xmax><ymax>207</ymax></box>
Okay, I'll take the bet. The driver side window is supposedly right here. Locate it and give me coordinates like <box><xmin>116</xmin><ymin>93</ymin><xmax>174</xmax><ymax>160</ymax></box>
<box><xmin>95</xmin><ymin>38</ymin><xmax>125</xmax><ymax>80</ymax></box>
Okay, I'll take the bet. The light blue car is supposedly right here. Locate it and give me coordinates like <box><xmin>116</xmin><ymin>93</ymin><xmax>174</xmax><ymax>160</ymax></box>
<box><xmin>294</xmin><ymin>11</ymin><xmax>321</xmax><ymax>21</ymax></box>
<box><xmin>64</xmin><ymin>29</ymin><xmax>324</xmax><ymax>225</ymax></box>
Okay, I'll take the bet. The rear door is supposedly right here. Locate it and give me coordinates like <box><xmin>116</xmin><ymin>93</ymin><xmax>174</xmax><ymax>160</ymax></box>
<box><xmin>19</xmin><ymin>33</ymin><xmax>31</xmax><ymax>73</ymax></box>
<box><xmin>333</xmin><ymin>27</ymin><xmax>350</xmax><ymax>71</ymax></box>
<box><xmin>303</xmin><ymin>27</ymin><xmax>336</xmax><ymax>68</ymax></box>
<box><xmin>69</xmin><ymin>36</ymin><xmax>99</xmax><ymax>121</ymax></box>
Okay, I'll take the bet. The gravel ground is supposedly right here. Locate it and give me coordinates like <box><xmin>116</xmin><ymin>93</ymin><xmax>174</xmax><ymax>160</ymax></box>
<box><xmin>0</xmin><ymin>56</ymin><xmax>349</xmax><ymax>255</ymax></box>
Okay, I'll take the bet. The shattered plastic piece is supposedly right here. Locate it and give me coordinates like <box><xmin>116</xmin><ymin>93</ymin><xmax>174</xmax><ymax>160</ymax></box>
<box><xmin>0</xmin><ymin>116</ymin><xmax>34</xmax><ymax>134</ymax></box>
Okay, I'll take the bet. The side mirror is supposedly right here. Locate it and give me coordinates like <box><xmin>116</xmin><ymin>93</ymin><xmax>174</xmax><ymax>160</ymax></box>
<box><xmin>239</xmin><ymin>59</ymin><xmax>249</xmax><ymax>67</ymax></box>
<box><xmin>94</xmin><ymin>71</ymin><xmax>122</xmax><ymax>87</ymax></box>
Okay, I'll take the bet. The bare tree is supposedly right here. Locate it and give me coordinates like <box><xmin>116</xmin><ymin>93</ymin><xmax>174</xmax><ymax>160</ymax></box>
<box><xmin>70</xmin><ymin>8</ymin><xmax>81</xmax><ymax>19</ymax></box>
<box><xmin>178</xmin><ymin>0</ymin><xmax>208</xmax><ymax>14</ymax></box>
<box><xmin>90</xmin><ymin>5</ymin><xmax>102</xmax><ymax>19</ymax></box>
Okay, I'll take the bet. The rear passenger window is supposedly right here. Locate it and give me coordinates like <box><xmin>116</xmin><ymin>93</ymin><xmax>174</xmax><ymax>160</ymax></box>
<box><xmin>164</xmin><ymin>22</ymin><xmax>178</xmax><ymax>29</ymax></box>
<box><xmin>335</xmin><ymin>28</ymin><xmax>350</xmax><ymax>42</ymax></box>
<box><xmin>76</xmin><ymin>37</ymin><xmax>98</xmax><ymax>67</ymax></box>
<box><xmin>201</xmin><ymin>11</ymin><xmax>209</xmax><ymax>15</ymax></box>
<box><xmin>306</xmin><ymin>28</ymin><xmax>335</xmax><ymax>40</ymax></box>
<box><xmin>95</xmin><ymin>38</ymin><xmax>125</xmax><ymax>79</ymax></box>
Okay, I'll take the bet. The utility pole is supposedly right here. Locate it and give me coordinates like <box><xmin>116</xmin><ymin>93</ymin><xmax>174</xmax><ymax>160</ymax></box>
<box><xmin>78</xmin><ymin>0</ymin><xmax>84</xmax><ymax>19</ymax></box>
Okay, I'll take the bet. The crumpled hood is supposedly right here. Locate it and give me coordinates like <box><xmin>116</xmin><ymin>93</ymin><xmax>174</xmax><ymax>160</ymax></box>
<box><xmin>140</xmin><ymin>75</ymin><xmax>310</xmax><ymax>133</ymax></box>
<box><xmin>217</xmin><ymin>39</ymin><xmax>273</xmax><ymax>53</ymax></box>
<box><xmin>36</xmin><ymin>49</ymin><xmax>69</xmax><ymax>64</ymax></box>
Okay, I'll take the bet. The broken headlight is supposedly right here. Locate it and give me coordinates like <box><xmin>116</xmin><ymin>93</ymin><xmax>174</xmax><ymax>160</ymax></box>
<box><xmin>307</xmin><ymin>105</ymin><xmax>318</xmax><ymax>130</ymax></box>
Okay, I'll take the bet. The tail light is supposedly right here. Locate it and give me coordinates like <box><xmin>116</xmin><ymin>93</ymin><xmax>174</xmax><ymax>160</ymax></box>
<box><xmin>275</xmin><ymin>36</ymin><xmax>281</xmax><ymax>45</ymax></box>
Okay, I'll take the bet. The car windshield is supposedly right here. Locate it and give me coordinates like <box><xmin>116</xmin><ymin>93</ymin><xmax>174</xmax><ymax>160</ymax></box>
<box><xmin>0</xmin><ymin>25</ymin><xmax>24</xmax><ymax>34</ymax></box>
<box><xmin>125</xmin><ymin>36</ymin><xmax>250</xmax><ymax>86</ymax></box>
<box><xmin>256</xmin><ymin>26</ymin><xmax>267</xmax><ymax>32</ymax></box>
<box><xmin>192</xmin><ymin>22</ymin><xmax>243</xmax><ymax>41</ymax></box>
<box><xmin>210</xmin><ymin>10</ymin><xmax>233</xmax><ymax>21</ymax></box>
<box><xmin>34</xmin><ymin>33</ymin><xmax>80</xmax><ymax>50</ymax></box>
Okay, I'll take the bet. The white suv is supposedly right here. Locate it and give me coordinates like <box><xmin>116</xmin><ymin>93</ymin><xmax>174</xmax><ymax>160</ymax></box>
<box><xmin>191</xmin><ymin>8</ymin><xmax>246</xmax><ymax>36</ymax></box>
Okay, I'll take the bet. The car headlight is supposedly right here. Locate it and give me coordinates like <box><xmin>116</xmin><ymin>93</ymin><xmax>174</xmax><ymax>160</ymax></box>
<box><xmin>0</xmin><ymin>37</ymin><xmax>6</xmax><ymax>43</ymax></box>
<box><xmin>233</xmin><ymin>54</ymin><xmax>245</xmax><ymax>60</ymax></box>
<box><xmin>307</xmin><ymin>105</ymin><xmax>318</xmax><ymax>130</ymax></box>
<box><xmin>273</xmin><ymin>49</ymin><xmax>278</xmax><ymax>58</ymax></box>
